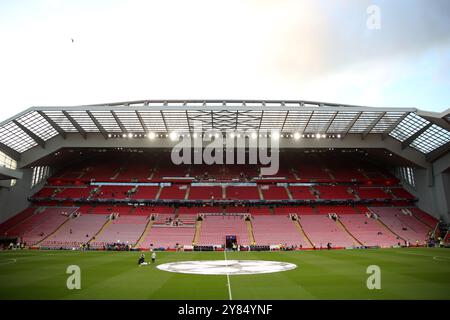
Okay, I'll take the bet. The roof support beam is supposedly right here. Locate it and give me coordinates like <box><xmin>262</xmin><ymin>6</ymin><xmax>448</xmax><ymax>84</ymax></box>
<box><xmin>341</xmin><ymin>112</ymin><xmax>362</xmax><ymax>139</ymax></box>
<box><xmin>135</xmin><ymin>111</ymin><xmax>148</xmax><ymax>134</ymax></box>
<box><xmin>301</xmin><ymin>111</ymin><xmax>314</xmax><ymax>134</ymax></box>
<box><xmin>322</xmin><ymin>111</ymin><xmax>338</xmax><ymax>134</ymax></box>
<box><xmin>382</xmin><ymin>112</ymin><xmax>409</xmax><ymax>140</ymax></box>
<box><xmin>426</xmin><ymin>141</ymin><xmax>450</xmax><ymax>162</ymax></box>
<box><xmin>362</xmin><ymin>112</ymin><xmax>386</xmax><ymax>139</ymax></box>
<box><xmin>62</xmin><ymin>111</ymin><xmax>87</xmax><ymax>139</ymax></box>
<box><xmin>87</xmin><ymin>111</ymin><xmax>108</xmax><ymax>140</ymax></box>
<box><xmin>0</xmin><ymin>142</ymin><xmax>21</xmax><ymax>161</ymax></box>
<box><xmin>12</xmin><ymin>120</ymin><xmax>46</xmax><ymax>148</ymax></box>
<box><xmin>111</xmin><ymin>111</ymin><xmax>127</xmax><ymax>133</ymax></box>
<box><xmin>185</xmin><ymin>110</ymin><xmax>192</xmax><ymax>135</ymax></box>
<box><xmin>37</xmin><ymin>111</ymin><xmax>66</xmax><ymax>139</ymax></box>
<box><xmin>160</xmin><ymin>110</ymin><xmax>168</xmax><ymax>133</ymax></box>
<box><xmin>280</xmin><ymin>110</ymin><xmax>289</xmax><ymax>132</ymax></box>
<box><xmin>257</xmin><ymin>110</ymin><xmax>264</xmax><ymax>133</ymax></box>
<box><xmin>401</xmin><ymin>123</ymin><xmax>432</xmax><ymax>149</ymax></box>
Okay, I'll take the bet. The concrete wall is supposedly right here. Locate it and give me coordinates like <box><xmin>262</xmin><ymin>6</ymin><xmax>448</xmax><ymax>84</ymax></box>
<box><xmin>0</xmin><ymin>169</ymin><xmax>47</xmax><ymax>224</ymax></box>
<box><xmin>411</xmin><ymin>152</ymin><xmax>450</xmax><ymax>223</ymax></box>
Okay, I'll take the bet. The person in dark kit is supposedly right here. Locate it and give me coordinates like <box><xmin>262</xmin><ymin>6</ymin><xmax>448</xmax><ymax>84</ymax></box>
<box><xmin>138</xmin><ymin>253</ymin><xmax>146</xmax><ymax>265</ymax></box>
<box><xmin>327</xmin><ymin>243</ymin><xmax>332</xmax><ymax>250</ymax></box>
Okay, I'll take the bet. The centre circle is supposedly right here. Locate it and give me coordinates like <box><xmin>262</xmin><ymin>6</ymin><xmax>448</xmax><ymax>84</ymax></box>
<box><xmin>156</xmin><ymin>260</ymin><xmax>297</xmax><ymax>275</ymax></box>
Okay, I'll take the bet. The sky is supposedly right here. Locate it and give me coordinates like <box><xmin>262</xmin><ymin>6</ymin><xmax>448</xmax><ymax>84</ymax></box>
<box><xmin>0</xmin><ymin>0</ymin><xmax>449</xmax><ymax>122</ymax></box>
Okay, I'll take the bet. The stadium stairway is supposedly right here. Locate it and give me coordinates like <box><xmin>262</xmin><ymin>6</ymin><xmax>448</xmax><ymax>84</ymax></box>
<box><xmin>285</xmin><ymin>186</ymin><xmax>293</xmax><ymax>200</ymax></box>
<box><xmin>184</xmin><ymin>186</ymin><xmax>191</xmax><ymax>200</ymax></box>
<box><xmin>257</xmin><ymin>185</ymin><xmax>264</xmax><ymax>200</ymax></box>
<box><xmin>293</xmin><ymin>217</ymin><xmax>314</xmax><ymax>248</ymax></box>
<box><xmin>246</xmin><ymin>219</ymin><xmax>256</xmax><ymax>245</ymax></box>
<box><xmin>192</xmin><ymin>218</ymin><xmax>202</xmax><ymax>245</ymax></box>
<box><xmin>35</xmin><ymin>213</ymin><xmax>72</xmax><ymax>246</ymax></box>
<box><xmin>335</xmin><ymin>218</ymin><xmax>364</xmax><ymax>246</ymax></box>
<box><xmin>375</xmin><ymin>216</ymin><xmax>406</xmax><ymax>243</ymax></box>
<box><xmin>88</xmin><ymin>217</ymin><xmax>113</xmax><ymax>244</ymax></box>
<box><xmin>0</xmin><ymin>207</ymin><xmax>38</xmax><ymax>236</ymax></box>
<box><xmin>155</xmin><ymin>186</ymin><xmax>163</xmax><ymax>200</ymax></box>
<box><xmin>412</xmin><ymin>210</ymin><xmax>437</xmax><ymax>229</ymax></box>
<box><xmin>134</xmin><ymin>216</ymin><xmax>154</xmax><ymax>249</ymax></box>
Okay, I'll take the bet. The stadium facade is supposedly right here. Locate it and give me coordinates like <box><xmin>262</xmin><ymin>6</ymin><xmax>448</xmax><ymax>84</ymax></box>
<box><xmin>0</xmin><ymin>99</ymin><xmax>449</xmax><ymax>250</ymax></box>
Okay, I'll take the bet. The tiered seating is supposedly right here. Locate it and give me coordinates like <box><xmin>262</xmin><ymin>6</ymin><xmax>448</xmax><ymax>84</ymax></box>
<box><xmin>273</xmin><ymin>206</ymin><xmax>300</xmax><ymax>215</ymax></box>
<box><xmin>91</xmin><ymin>215</ymin><xmax>148</xmax><ymax>248</ymax></box>
<box><xmin>115</xmin><ymin>163</ymin><xmax>152</xmax><ymax>181</ymax></box>
<box><xmin>390</xmin><ymin>188</ymin><xmax>415</xmax><ymax>199</ymax></box>
<box><xmin>152</xmin><ymin>214</ymin><xmax>175</xmax><ymax>225</ymax></box>
<box><xmin>225</xmin><ymin>206</ymin><xmax>272</xmax><ymax>215</ymax></box>
<box><xmin>94</xmin><ymin>186</ymin><xmax>132</xmax><ymax>199</ymax></box>
<box><xmin>132</xmin><ymin>186</ymin><xmax>159</xmax><ymax>200</ymax></box>
<box><xmin>17</xmin><ymin>207</ymin><xmax>77</xmax><ymax>245</ymax></box>
<box><xmin>260</xmin><ymin>185</ymin><xmax>289</xmax><ymax>200</ymax></box>
<box><xmin>226</xmin><ymin>186</ymin><xmax>260</xmax><ymax>200</ymax></box>
<box><xmin>82</xmin><ymin>161</ymin><xmax>122</xmax><ymax>181</ymax></box>
<box><xmin>41</xmin><ymin>214</ymin><xmax>108</xmax><ymax>248</ymax></box>
<box><xmin>197</xmin><ymin>215</ymin><xmax>249</xmax><ymax>245</ymax></box>
<box><xmin>289</xmin><ymin>186</ymin><xmax>316</xmax><ymax>200</ymax></box>
<box><xmin>0</xmin><ymin>207</ymin><xmax>36</xmax><ymax>236</ymax></box>
<box><xmin>88</xmin><ymin>205</ymin><xmax>131</xmax><ymax>215</ymax></box>
<box><xmin>329</xmin><ymin>166</ymin><xmax>366</xmax><ymax>181</ymax></box>
<box><xmin>188</xmin><ymin>186</ymin><xmax>223</xmax><ymax>200</ymax></box>
<box><xmin>133</xmin><ymin>206</ymin><xmax>173</xmax><ymax>217</ymax></box>
<box><xmin>295</xmin><ymin>164</ymin><xmax>330</xmax><ymax>180</ymax></box>
<box><xmin>56</xmin><ymin>186</ymin><xmax>93</xmax><ymax>199</ymax></box>
<box><xmin>339</xmin><ymin>214</ymin><xmax>400</xmax><ymax>247</ymax></box>
<box><xmin>410</xmin><ymin>208</ymin><xmax>439</xmax><ymax>228</ymax></box>
<box><xmin>177</xmin><ymin>214</ymin><xmax>197</xmax><ymax>226</ymax></box>
<box><xmin>298</xmin><ymin>215</ymin><xmax>354</xmax><ymax>248</ymax></box>
<box><xmin>252</xmin><ymin>216</ymin><xmax>309</xmax><ymax>247</ymax></box>
<box><xmin>34</xmin><ymin>187</ymin><xmax>60</xmax><ymax>198</ymax></box>
<box><xmin>356</xmin><ymin>187</ymin><xmax>392</xmax><ymax>199</ymax></box>
<box><xmin>6</xmin><ymin>207</ymin><xmax>68</xmax><ymax>238</ymax></box>
<box><xmin>316</xmin><ymin>185</ymin><xmax>355</xmax><ymax>200</ymax></box>
<box><xmin>153</xmin><ymin>164</ymin><xmax>188</xmax><ymax>179</ymax></box>
<box><xmin>316</xmin><ymin>206</ymin><xmax>358</xmax><ymax>215</ymax></box>
<box><xmin>371</xmin><ymin>207</ymin><xmax>431</xmax><ymax>243</ymax></box>
<box><xmin>158</xmin><ymin>185</ymin><xmax>188</xmax><ymax>199</ymax></box>
<box><xmin>140</xmin><ymin>225</ymin><xmax>195</xmax><ymax>249</ymax></box>
<box><xmin>178</xmin><ymin>206</ymin><xmax>222</xmax><ymax>215</ymax></box>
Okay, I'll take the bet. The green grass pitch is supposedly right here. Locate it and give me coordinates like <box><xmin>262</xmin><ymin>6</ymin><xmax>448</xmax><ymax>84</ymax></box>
<box><xmin>0</xmin><ymin>248</ymin><xmax>449</xmax><ymax>300</ymax></box>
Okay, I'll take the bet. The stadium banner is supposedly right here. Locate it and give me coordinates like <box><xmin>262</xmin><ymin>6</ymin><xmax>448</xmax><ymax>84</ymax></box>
<box><xmin>90</xmin><ymin>182</ymin><xmax>170</xmax><ymax>186</ymax></box>
<box><xmin>192</xmin><ymin>182</ymin><xmax>257</xmax><ymax>186</ymax></box>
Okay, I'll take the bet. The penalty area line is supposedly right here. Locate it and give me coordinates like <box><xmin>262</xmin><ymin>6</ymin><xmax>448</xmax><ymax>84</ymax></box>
<box><xmin>224</xmin><ymin>250</ymin><xmax>233</xmax><ymax>300</ymax></box>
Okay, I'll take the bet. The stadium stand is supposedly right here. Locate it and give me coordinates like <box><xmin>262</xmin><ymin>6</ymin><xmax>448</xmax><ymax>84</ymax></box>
<box><xmin>197</xmin><ymin>215</ymin><xmax>250</xmax><ymax>246</ymax></box>
<box><xmin>0</xmin><ymin>149</ymin><xmax>444</xmax><ymax>250</ymax></box>
<box><xmin>252</xmin><ymin>215</ymin><xmax>309</xmax><ymax>247</ymax></box>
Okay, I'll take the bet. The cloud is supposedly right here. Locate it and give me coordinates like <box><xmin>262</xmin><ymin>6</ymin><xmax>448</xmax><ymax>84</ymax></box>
<box><xmin>0</xmin><ymin>0</ymin><xmax>449</xmax><ymax>124</ymax></box>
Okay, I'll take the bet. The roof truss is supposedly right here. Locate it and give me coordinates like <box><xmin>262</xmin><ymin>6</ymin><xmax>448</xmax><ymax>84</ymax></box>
<box><xmin>0</xmin><ymin>100</ymin><xmax>447</xmax><ymax>163</ymax></box>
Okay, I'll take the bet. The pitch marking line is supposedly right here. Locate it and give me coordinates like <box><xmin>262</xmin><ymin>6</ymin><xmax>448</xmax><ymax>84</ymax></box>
<box><xmin>0</xmin><ymin>258</ymin><xmax>17</xmax><ymax>266</ymax></box>
<box><xmin>224</xmin><ymin>250</ymin><xmax>233</xmax><ymax>300</ymax></box>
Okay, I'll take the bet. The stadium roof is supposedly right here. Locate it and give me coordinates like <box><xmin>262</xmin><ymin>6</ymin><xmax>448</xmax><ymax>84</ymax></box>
<box><xmin>0</xmin><ymin>99</ymin><xmax>449</xmax><ymax>161</ymax></box>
